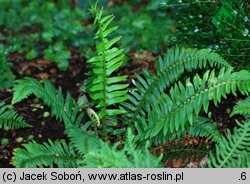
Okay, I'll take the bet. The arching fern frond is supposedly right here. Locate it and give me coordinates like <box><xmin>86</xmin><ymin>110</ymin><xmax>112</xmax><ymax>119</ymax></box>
<box><xmin>147</xmin><ymin>116</ymin><xmax>222</xmax><ymax>145</ymax></box>
<box><xmin>13</xmin><ymin>139</ymin><xmax>77</xmax><ymax>168</ymax></box>
<box><xmin>231</xmin><ymin>97</ymin><xmax>250</xmax><ymax>117</ymax></box>
<box><xmin>85</xmin><ymin>7</ymin><xmax>128</xmax><ymax>123</ymax></box>
<box><xmin>206</xmin><ymin>119</ymin><xmax>250</xmax><ymax>168</ymax></box>
<box><xmin>0</xmin><ymin>102</ymin><xmax>31</xmax><ymax>129</ymax></box>
<box><xmin>65</xmin><ymin>124</ymin><xmax>102</xmax><ymax>156</ymax></box>
<box><xmin>135</xmin><ymin>68</ymin><xmax>250</xmax><ymax>144</ymax></box>
<box><xmin>12</xmin><ymin>77</ymin><xmax>85</xmax><ymax>127</ymax></box>
<box><xmin>125</xmin><ymin>48</ymin><xmax>232</xmax><ymax>126</ymax></box>
<box><xmin>65</xmin><ymin>126</ymin><xmax>162</xmax><ymax>168</ymax></box>
<box><xmin>187</xmin><ymin>117</ymin><xmax>222</xmax><ymax>143</ymax></box>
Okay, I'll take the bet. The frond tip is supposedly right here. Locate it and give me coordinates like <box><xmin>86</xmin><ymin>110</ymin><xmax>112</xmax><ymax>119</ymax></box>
<box><xmin>231</xmin><ymin>97</ymin><xmax>250</xmax><ymax>117</ymax></box>
<box><xmin>187</xmin><ymin>117</ymin><xmax>222</xmax><ymax>143</ymax></box>
<box><xmin>12</xmin><ymin>139</ymin><xmax>77</xmax><ymax>168</ymax></box>
<box><xmin>0</xmin><ymin>102</ymin><xmax>31</xmax><ymax>130</ymax></box>
<box><xmin>87</xmin><ymin>108</ymin><xmax>100</xmax><ymax>126</ymax></box>
<box><xmin>12</xmin><ymin>77</ymin><xmax>85</xmax><ymax>127</ymax></box>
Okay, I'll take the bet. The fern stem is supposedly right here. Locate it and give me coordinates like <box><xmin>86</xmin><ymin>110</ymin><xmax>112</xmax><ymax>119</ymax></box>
<box><xmin>168</xmin><ymin>148</ymin><xmax>208</xmax><ymax>154</ymax></box>
<box><xmin>97</xmin><ymin>19</ymin><xmax>108</xmax><ymax>139</ymax></box>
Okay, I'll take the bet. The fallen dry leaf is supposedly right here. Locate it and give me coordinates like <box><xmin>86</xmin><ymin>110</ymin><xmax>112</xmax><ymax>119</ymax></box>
<box><xmin>37</xmin><ymin>60</ymin><xmax>51</xmax><ymax>66</ymax></box>
<box><xmin>35</xmin><ymin>72</ymin><xmax>49</xmax><ymax>79</ymax></box>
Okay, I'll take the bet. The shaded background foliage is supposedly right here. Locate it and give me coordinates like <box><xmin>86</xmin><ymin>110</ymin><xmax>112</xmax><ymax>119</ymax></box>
<box><xmin>1</xmin><ymin>0</ymin><xmax>249</xmax><ymax>75</ymax></box>
<box><xmin>165</xmin><ymin>0</ymin><xmax>250</xmax><ymax>69</ymax></box>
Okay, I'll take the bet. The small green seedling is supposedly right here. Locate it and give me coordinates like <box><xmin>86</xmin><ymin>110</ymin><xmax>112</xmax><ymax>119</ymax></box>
<box><xmin>28</xmin><ymin>135</ymin><xmax>34</xmax><ymax>140</ymax></box>
<box><xmin>43</xmin><ymin>111</ymin><xmax>50</xmax><ymax>118</ymax></box>
<box><xmin>16</xmin><ymin>137</ymin><xmax>24</xmax><ymax>143</ymax></box>
<box><xmin>1</xmin><ymin>138</ymin><xmax>9</xmax><ymax>146</ymax></box>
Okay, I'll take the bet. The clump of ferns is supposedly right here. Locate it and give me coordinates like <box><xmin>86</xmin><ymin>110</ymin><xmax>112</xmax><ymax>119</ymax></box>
<box><xmin>6</xmin><ymin>4</ymin><xmax>250</xmax><ymax>167</ymax></box>
<box><xmin>123</xmin><ymin>46</ymin><xmax>250</xmax><ymax>167</ymax></box>
<box><xmin>7</xmin><ymin>4</ymin><xmax>159</xmax><ymax>168</ymax></box>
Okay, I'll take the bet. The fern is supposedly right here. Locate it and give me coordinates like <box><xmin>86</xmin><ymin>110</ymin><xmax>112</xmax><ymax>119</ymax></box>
<box><xmin>66</xmin><ymin>125</ymin><xmax>163</xmax><ymax>167</ymax></box>
<box><xmin>124</xmin><ymin>48</ymin><xmax>232</xmax><ymax>126</ymax></box>
<box><xmin>144</xmin><ymin>116</ymin><xmax>222</xmax><ymax>145</ymax></box>
<box><xmin>64</xmin><ymin>124</ymin><xmax>101</xmax><ymax>156</ymax></box>
<box><xmin>12</xmin><ymin>77</ymin><xmax>85</xmax><ymax>127</ymax></box>
<box><xmin>230</xmin><ymin>152</ymin><xmax>250</xmax><ymax>168</ymax></box>
<box><xmin>85</xmin><ymin>7</ymin><xmax>129</xmax><ymax>124</ymax></box>
<box><xmin>13</xmin><ymin>139</ymin><xmax>77</xmax><ymax>168</ymax></box>
<box><xmin>187</xmin><ymin>117</ymin><xmax>222</xmax><ymax>143</ymax></box>
<box><xmin>206</xmin><ymin>119</ymin><xmax>250</xmax><ymax>168</ymax></box>
<box><xmin>166</xmin><ymin>143</ymin><xmax>209</xmax><ymax>167</ymax></box>
<box><xmin>13</xmin><ymin>124</ymin><xmax>162</xmax><ymax>168</ymax></box>
<box><xmin>133</xmin><ymin>68</ymin><xmax>250</xmax><ymax>144</ymax></box>
<box><xmin>65</xmin><ymin>127</ymin><xmax>163</xmax><ymax>168</ymax></box>
<box><xmin>231</xmin><ymin>97</ymin><xmax>250</xmax><ymax>117</ymax></box>
<box><xmin>0</xmin><ymin>102</ymin><xmax>31</xmax><ymax>129</ymax></box>
<box><xmin>11</xmin><ymin>76</ymin><xmax>160</xmax><ymax>167</ymax></box>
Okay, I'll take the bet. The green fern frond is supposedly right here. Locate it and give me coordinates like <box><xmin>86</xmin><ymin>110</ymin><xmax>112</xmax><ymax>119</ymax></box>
<box><xmin>85</xmin><ymin>8</ymin><xmax>128</xmax><ymax>123</ymax></box>
<box><xmin>135</xmin><ymin>68</ymin><xmax>250</xmax><ymax>143</ymax></box>
<box><xmin>231</xmin><ymin>97</ymin><xmax>250</xmax><ymax>117</ymax></box>
<box><xmin>65</xmin><ymin>126</ymin><xmax>163</xmax><ymax>168</ymax></box>
<box><xmin>230</xmin><ymin>152</ymin><xmax>250</xmax><ymax>168</ymax></box>
<box><xmin>121</xmin><ymin>129</ymin><xmax>163</xmax><ymax>168</ymax></box>
<box><xmin>206</xmin><ymin>119</ymin><xmax>250</xmax><ymax>168</ymax></box>
<box><xmin>188</xmin><ymin>117</ymin><xmax>222</xmax><ymax>143</ymax></box>
<box><xmin>13</xmin><ymin>139</ymin><xmax>77</xmax><ymax>168</ymax></box>
<box><xmin>79</xmin><ymin>141</ymin><xmax>127</xmax><ymax>168</ymax></box>
<box><xmin>0</xmin><ymin>102</ymin><xmax>31</xmax><ymax>129</ymax></box>
<box><xmin>167</xmin><ymin>143</ymin><xmax>209</xmax><ymax>166</ymax></box>
<box><xmin>125</xmin><ymin>48</ymin><xmax>232</xmax><ymax>126</ymax></box>
<box><xmin>80</xmin><ymin>129</ymin><xmax>163</xmax><ymax>168</ymax></box>
<box><xmin>65</xmin><ymin>124</ymin><xmax>102</xmax><ymax>156</ymax></box>
<box><xmin>12</xmin><ymin>77</ymin><xmax>85</xmax><ymax>127</ymax></box>
<box><xmin>149</xmin><ymin>116</ymin><xmax>222</xmax><ymax>145</ymax></box>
